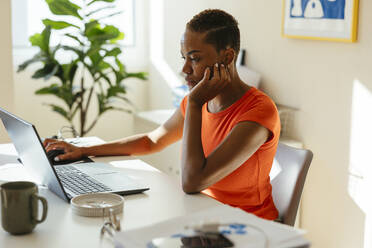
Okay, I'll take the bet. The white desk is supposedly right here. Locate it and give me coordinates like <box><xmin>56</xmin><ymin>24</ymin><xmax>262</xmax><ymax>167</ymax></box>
<box><xmin>0</xmin><ymin>143</ymin><xmax>309</xmax><ymax>248</ymax></box>
<box><xmin>0</xmin><ymin>143</ymin><xmax>221</xmax><ymax>247</ymax></box>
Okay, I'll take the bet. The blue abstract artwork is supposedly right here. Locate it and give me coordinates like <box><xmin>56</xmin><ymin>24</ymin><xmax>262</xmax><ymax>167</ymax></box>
<box><xmin>290</xmin><ymin>0</ymin><xmax>345</xmax><ymax>19</ymax></box>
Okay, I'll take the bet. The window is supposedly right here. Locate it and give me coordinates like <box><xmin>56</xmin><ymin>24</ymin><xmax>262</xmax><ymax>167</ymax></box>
<box><xmin>11</xmin><ymin>0</ymin><xmax>135</xmax><ymax>48</ymax></box>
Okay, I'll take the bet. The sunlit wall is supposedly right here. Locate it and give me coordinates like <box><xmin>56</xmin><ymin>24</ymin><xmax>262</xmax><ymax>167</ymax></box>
<box><xmin>349</xmin><ymin>79</ymin><xmax>372</xmax><ymax>248</ymax></box>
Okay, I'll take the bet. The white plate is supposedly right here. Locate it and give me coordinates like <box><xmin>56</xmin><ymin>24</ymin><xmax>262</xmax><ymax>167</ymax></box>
<box><xmin>71</xmin><ymin>193</ymin><xmax>124</xmax><ymax>217</ymax></box>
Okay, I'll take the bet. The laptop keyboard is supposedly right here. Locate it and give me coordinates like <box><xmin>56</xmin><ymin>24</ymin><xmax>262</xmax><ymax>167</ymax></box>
<box><xmin>55</xmin><ymin>165</ymin><xmax>112</xmax><ymax>195</ymax></box>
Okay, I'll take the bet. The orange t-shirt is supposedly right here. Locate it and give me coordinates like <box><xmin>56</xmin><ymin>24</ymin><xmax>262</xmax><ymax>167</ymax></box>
<box><xmin>180</xmin><ymin>87</ymin><xmax>280</xmax><ymax>220</ymax></box>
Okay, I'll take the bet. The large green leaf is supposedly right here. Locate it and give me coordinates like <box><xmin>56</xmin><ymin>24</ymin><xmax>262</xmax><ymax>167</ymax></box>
<box><xmin>36</xmin><ymin>84</ymin><xmax>77</xmax><ymax>108</ymax></box>
<box><xmin>50</xmin><ymin>44</ymin><xmax>62</xmax><ymax>58</ymax></box>
<box><xmin>36</xmin><ymin>84</ymin><xmax>59</xmax><ymax>95</ymax></box>
<box><xmin>113</xmin><ymin>69</ymin><xmax>147</xmax><ymax>85</ymax></box>
<box><xmin>65</xmin><ymin>34</ymin><xmax>84</xmax><ymax>46</ymax></box>
<box><xmin>97</xmin><ymin>93</ymin><xmax>107</xmax><ymax>114</ymax></box>
<box><xmin>62</xmin><ymin>45</ymin><xmax>84</xmax><ymax>59</ymax></box>
<box><xmin>29</xmin><ymin>26</ymin><xmax>51</xmax><ymax>53</ymax></box>
<box><xmin>32</xmin><ymin>63</ymin><xmax>59</xmax><ymax>80</ymax></box>
<box><xmin>54</xmin><ymin>65</ymin><xmax>65</xmax><ymax>84</ymax></box>
<box><xmin>47</xmin><ymin>47</ymin><xmax>66</xmax><ymax>83</ymax></box>
<box><xmin>61</xmin><ymin>61</ymin><xmax>78</xmax><ymax>84</ymax></box>
<box><xmin>46</xmin><ymin>104</ymin><xmax>71</xmax><ymax>121</ymax></box>
<box><xmin>85</xmin><ymin>22</ymin><xmax>122</xmax><ymax>43</ymax></box>
<box><xmin>87</xmin><ymin>52</ymin><xmax>112</xmax><ymax>82</ymax></box>
<box><xmin>107</xmin><ymin>85</ymin><xmax>126</xmax><ymax>98</ymax></box>
<box><xmin>45</xmin><ymin>0</ymin><xmax>82</xmax><ymax>20</ymax></box>
<box><xmin>98</xmin><ymin>61</ymin><xmax>111</xmax><ymax>70</ymax></box>
<box><xmin>17</xmin><ymin>52</ymin><xmax>45</xmax><ymax>72</ymax></box>
<box><xmin>110</xmin><ymin>31</ymin><xmax>124</xmax><ymax>44</ymax></box>
<box><xmin>113</xmin><ymin>71</ymin><xmax>123</xmax><ymax>85</ymax></box>
<box><xmin>125</xmin><ymin>72</ymin><xmax>148</xmax><ymax>80</ymax></box>
<box><xmin>115</xmin><ymin>58</ymin><xmax>126</xmax><ymax>72</ymax></box>
<box><xmin>84</xmin><ymin>20</ymin><xmax>99</xmax><ymax>34</ymax></box>
<box><xmin>86</xmin><ymin>45</ymin><xmax>102</xmax><ymax>57</ymax></box>
<box><xmin>45</xmin><ymin>64</ymin><xmax>60</xmax><ymax>81</ymax></box>
<box><xmin>42</xmin><ymin>19</ymin><xmax>79</xmax><ymax>30</ymax></box>
<box><xmin>29</xmin><ymin>34</ymin><xmax>43</xmax><ymax>50</ymax></box>
<box><xmin>88</xmin><ymin>52</ymin><xmax>102</xmax><ymax>69</ymax></box>
<box><xmin>95</xmin><ymin>71</ymin><xmax>112</xmax><ymax>86</ymax></box>
<box><xmin>112</xmin><ymin>58</ymin><xmax>147</xmax><ymax>84</ymax></box>
<box><xmin>86</xmin><ymin>25</ymin><xmax>122</xmax><ymax>44</ymax></box>
<box><xmin>105</xmin><ymin>47</ymin><xmax>121</xmax><ymax>57</ymax></box>
<box><xmin>113</xmin><ymin>59</ymin><xmax>125</xmax><ymax>84</ymax></box>
<box><xmin>115</xmin><ymin>95</ymin><xmax>132</xmax><ymax>105</ymax></box>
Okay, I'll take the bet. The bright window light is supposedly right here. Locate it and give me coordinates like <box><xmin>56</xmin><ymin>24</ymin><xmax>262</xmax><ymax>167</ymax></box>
<box><xmin>11</xmin><ymin>0</ymin><xmax>134</xmax><ymax>48</ymax></box>
<box><xmin>349</xmin><ymin>78</ymin><xmax>372</xmax><ymax>248</ymax></box>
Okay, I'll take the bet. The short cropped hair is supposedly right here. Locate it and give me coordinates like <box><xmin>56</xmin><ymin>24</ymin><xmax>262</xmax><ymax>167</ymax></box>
<box><xmin>186</xmin><ymin>9</ymin><xmax>240</xmax><ymax>55</ymax></box>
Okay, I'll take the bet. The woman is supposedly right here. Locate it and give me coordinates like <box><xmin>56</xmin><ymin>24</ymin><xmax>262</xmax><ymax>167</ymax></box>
<box><xmin>44</xmin><ymin>9</ymin><xmax>280</xmax><ymax>220</ymax></box>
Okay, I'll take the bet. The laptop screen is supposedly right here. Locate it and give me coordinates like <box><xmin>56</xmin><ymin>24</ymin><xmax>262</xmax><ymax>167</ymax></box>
<box><xmin>0</xmin><ymin>107</ymin><xmax>68</xmax><ymax>201</ymax></box>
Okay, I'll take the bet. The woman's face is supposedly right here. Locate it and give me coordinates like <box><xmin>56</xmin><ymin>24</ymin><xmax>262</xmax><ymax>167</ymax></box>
<box><xmin>181</xmin><ymin>29</ymin><xmax>222</xmax><ymax>89</ymax></box>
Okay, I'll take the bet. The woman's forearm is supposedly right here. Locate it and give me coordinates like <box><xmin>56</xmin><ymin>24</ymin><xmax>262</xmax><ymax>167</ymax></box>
<box><xmin>80</xmin><ymin>133</ymin><xmax>157</xmax><ymax>157</ymax></box>
<box><xmin>181</xmin><ymin>101</ymin><xmax>206</xmax><ymax>192</ymax></box>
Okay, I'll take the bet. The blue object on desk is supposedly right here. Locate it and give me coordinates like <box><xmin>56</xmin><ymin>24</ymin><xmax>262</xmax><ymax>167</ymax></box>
<box><xmin>172</xmin><ymin>85</ymin><xmax>188</xmax><ymax>108</ymax></box>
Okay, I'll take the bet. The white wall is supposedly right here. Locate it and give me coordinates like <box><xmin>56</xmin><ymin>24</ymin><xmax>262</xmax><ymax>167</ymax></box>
<box><xmin>9</xmin><ymin>0</ymin><xmax>149</xmax><ymax>142</ymax></box>
<box><xmin>149</xmin><ymin>1</ymin><xmax>372</xmax><ymax>248</ymax></box>
<box><xmin>0</xmin><ymin>0</ymin><xmax>14</xmax><ymax>143</ymax></box>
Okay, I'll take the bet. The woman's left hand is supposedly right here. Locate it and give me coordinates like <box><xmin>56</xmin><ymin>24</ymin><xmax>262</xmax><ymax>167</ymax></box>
<box><xmin>188</xmin><ymin>62</ymin><xmax>231</xmax><ymax>107</ymax></box>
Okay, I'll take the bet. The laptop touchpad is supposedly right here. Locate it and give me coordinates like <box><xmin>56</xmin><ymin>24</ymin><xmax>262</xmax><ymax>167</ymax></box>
<box><xmin>73</xmin><ymin>162</ymin><xmax>141</xmax><ymax>189</ymax></box>
<box><xmin>94</xmin><ymin>173</ymin><xmax>139</xmax><ymax>189</ymax></box>
<box><xmin>73</xmin><ymin>162</ymin><xmax>118</xmax><ymax>175</ymax></box>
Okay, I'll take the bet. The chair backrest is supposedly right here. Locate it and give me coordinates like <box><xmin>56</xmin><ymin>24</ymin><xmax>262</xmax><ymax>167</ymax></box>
<box><xmin>270</xmin><ymin>142</ymin><xmax>313</xmax><ymax>226</ymax></box>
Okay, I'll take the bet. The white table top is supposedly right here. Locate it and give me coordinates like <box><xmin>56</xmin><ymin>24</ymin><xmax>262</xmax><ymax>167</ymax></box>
<box><xmin>0</xmin><ymin>142</ymin><xmax>309</xmax><ymax>248</ymax></box>
<box><xmin>0</xmin><ymin>143</ymin><xmax>220</xmax><ymax>248</ymax></box>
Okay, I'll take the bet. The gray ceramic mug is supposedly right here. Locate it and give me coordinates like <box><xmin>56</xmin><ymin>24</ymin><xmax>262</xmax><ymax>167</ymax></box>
<box><xmin>1</xmin><ymin>181</ymin><xmax>48</xmax><ymax>235</ymax></box>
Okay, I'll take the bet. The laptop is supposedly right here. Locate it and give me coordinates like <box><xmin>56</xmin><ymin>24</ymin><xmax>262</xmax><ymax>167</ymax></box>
<box><xmin>0</xmin><ymin>107</ymin><xmax>149</xmax><ymax>202</ymax></box>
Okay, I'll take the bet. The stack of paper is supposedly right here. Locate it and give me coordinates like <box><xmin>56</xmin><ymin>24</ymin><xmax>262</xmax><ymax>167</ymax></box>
<box><xmin>115</xmin><ymin>204</ymin><xmax>309</xmax><ymax>248</ymax></box>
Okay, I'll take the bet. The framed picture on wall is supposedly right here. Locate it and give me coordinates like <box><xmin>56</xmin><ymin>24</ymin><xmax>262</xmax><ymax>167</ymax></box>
<box><xmin>282</xmin><ymin>0</ymin><xmax>359</xmax><ymax>42</ymax></box>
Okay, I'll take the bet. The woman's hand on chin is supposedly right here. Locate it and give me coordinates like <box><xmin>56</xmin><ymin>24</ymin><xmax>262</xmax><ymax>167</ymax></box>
<box><xmin>188</xmin><ymin>63</ymin><xmax>231</xmax><ymax>107</ymax></box>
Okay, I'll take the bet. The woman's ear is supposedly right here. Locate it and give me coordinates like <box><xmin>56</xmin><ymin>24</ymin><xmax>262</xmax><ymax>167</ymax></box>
<box><xmin>223</xmin><ymin>48</ymin><xmax>235</xmax><ymax>65</ymax></box>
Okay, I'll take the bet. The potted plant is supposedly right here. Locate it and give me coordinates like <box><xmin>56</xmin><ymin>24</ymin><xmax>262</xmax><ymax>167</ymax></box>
<box><xmin>17</xmin><ymin>0</ymin><xmax>147</xmax><ymax>137</ymax></box>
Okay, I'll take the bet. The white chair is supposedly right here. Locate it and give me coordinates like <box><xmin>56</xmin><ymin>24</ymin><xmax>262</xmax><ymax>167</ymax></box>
<box><xmin>271</xmin><ymin>143</ymin><xmax>313</xmax><ymax>226</ymax></box>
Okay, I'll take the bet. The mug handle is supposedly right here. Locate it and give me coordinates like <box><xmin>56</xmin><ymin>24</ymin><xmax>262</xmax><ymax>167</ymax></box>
<box><xmin>32</xmin><ymin>194</ymin><xmax>48</xmax><ymax>224</ymax></box>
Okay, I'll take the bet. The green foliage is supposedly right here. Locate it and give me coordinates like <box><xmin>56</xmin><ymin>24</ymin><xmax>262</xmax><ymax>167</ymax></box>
<box><xmin>29</xmin><ymin>26</ymin><xmax>51</xmax><ymax>54</ymax></box>
<box><xmin>42</xmin><ymin>19</ymin><xmax>79</xmax><ymax>30</ymax></box>
<box><xmin>18</xmin><ymin>0</ymin><xmax>147</xmax><ymax>137</ymax></box>
<box><xmin>45</xmin><ymin>0</ymin><xmax>82</xmax><ymax>20</ymax></box>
